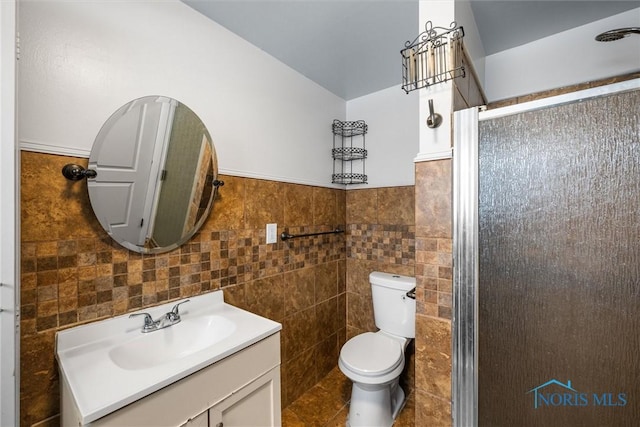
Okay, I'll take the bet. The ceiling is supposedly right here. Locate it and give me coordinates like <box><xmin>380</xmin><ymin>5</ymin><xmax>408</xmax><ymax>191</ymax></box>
<box><xmin>183</xmin><ymin>1</ymin><xmax>639</xmax><ymax>100</ymax></box>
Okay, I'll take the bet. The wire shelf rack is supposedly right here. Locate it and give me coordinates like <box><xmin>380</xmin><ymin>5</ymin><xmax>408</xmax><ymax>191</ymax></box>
<box><xmin>332</xmin><ymin>147</ymin><xmax>367</xmax><ymax>161</ymax></box>
<box><xmin>401</xmin><ymin>21</ymin><xmax>465</xmax><ymax>93</ymax></box>
<box><xmin>332</xmin><ymin>120</ymin><xmax>367</xmax><ymax>185</ymax></box>
<box><xmin>332</xmin><ymin>119</ymin><xmax>368</xmax><ymax>137</ymax></box>
<box><xmin>332</xmin><ymin>173</ymin><xmax>368</xmax><ymax>185</ymax></box>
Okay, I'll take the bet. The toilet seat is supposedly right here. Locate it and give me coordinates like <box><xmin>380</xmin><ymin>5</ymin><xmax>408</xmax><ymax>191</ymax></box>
<box><xmin>339</xmin><ymin>332</ymin><xmax>403</xmax><ymax>377</ymax></box>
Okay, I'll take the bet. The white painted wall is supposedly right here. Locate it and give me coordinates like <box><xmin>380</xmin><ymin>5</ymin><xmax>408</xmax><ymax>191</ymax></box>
<box><xmin>455</xmin><ymin>0</ymin><xmax>486</xmax><ymax>85</ymax></box>
<box><xmin>484</xmin><ymin>8</ymin><xmax>640</xmax><ymax>102</ymax></box>
<box><xmin>0</xmin><ymin>0</ymin><xmax>18</xmax><ymax>424</ymax></box>
<box><xmin>17</xmin><ymin>1</ymin><xmax>639</xmax><ymax>187</ymax></box>
<box><xmin>18</xmin><ymin>0</ymin><xmax>346</xmax><ymax>188</ymax></box>
<box><xmin>416</xmin><ymin>0</ymin><xmax>456</xmax><ymax>161</ymax></box>
<box><xmin>346</xmin><ymin>85</ymin><xmax>419</xmax><ymax>188</ymax></box>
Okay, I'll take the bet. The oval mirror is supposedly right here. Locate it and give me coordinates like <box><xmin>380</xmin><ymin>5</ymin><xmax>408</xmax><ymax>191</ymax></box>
<box><xmin>87</xmin><ymin>96</ymin><xmax>221</xmax><ymax>253</ymax></box>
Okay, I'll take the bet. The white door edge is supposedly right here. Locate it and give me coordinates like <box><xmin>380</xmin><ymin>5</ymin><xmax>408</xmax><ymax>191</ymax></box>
<box><xmin>0</xmin><ymin>1</ymin><xmax>19</xmax><ymax>425</ymax></box>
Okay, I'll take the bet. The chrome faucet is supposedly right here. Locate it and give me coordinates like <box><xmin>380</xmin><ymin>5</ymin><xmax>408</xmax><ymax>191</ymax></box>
<box><xmin>129</xmin><ymin>312</ymin><xmax>159</xmax><ymax>333</ymax></box>
<box><xmin>129</xmin><ymin>299</ymin><xmax>190</xmax><ymax>333</ymax></box>
<box><xmin>165</xmin><ymin>300</ymin><xmax>190</xmax><ymax>323</ymax></box>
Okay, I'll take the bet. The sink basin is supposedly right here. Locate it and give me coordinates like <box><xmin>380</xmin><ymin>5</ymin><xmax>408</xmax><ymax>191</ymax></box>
<box><xmin>55</xmin><ymin>290</ymin><xmax>281</xmax><ymax>424</ymax></box>
<box><xmin>108</xmin><ymin>315</ymin><xmax>236</xmax><ymax>370</ymax></box>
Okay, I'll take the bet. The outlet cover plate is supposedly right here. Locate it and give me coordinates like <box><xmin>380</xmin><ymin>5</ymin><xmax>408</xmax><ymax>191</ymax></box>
<box><xmin>266</xmin><ymin>223</ymin><xmax>277</xmax><ymax>244</ymax></box>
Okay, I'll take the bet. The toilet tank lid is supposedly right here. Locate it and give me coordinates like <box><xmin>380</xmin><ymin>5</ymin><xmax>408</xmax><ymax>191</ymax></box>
<box><xmin>369</xmin><ymin>271</ymin><xmax>415</xmax><ymax>291</ymax></box>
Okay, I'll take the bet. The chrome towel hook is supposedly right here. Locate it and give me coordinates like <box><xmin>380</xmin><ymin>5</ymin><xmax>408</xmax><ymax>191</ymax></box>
<box><xmin>426</xmin><ymin>99</ymin><xmax>442</xmax><ymax>128</ymax></box>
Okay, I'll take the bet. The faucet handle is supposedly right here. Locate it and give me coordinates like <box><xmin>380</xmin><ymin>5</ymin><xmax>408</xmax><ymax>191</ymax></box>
<box><xmin>129</xmin><ymin>312</ymin><xmax>158</xmax><ymax>332</ymax></box>
<box><xmin>168</xmin><ymin>299</ymin><xmax>190</xmax><ymax>320</ymax></box>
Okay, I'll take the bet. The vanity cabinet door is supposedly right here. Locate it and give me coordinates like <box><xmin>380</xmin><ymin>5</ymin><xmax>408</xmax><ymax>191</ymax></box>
<box><xmin>209</xmin><ymin>367</ymin><xmax>281</xmax><ymax>427</ymax></box>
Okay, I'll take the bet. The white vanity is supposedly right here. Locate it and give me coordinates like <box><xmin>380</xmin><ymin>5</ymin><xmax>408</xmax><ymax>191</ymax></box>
<box><xmin>56</xmin><ymin>291</ymin><xmax>282</xmax><ymax>426</ymax></box>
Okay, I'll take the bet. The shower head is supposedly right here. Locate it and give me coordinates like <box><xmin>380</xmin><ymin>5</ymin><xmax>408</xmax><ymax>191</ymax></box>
<box><xmin>595</xmin><ymin>27</ymin><xmax>640</xmax><ymax>42</ymax></box>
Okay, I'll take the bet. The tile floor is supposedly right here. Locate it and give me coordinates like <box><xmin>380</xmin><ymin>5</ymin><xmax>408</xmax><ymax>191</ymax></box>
<box><xmin>282</xmin><ymin>367</ymin><xmax>415</xmax><ymax>427</ymax></box>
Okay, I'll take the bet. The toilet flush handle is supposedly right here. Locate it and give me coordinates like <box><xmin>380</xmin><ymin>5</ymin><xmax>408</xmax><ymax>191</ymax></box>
<box><xmin>405</xmin><ymin>287</ymin><xmax>416</xmax><ymax>300</ymax></box>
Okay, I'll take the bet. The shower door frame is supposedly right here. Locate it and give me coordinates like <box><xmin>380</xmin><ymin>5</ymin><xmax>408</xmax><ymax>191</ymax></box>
<box><xmin>451</xmin><ymin>78</ymin><xmax>640</xmax><ymax>427</ymax></box>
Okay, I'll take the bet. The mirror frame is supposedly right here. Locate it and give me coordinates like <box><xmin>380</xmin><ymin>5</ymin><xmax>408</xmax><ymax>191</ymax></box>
<box><xmin>86</xmin><ymin>96</ymin><xmax>221</xmax><ymax>254</ymax></box>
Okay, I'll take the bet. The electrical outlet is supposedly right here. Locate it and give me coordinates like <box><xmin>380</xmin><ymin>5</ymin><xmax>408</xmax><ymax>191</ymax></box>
<box><xmin>266</xmin><ymin>223</ymin><xmax>277</xmax><ymax>244</ymax></box>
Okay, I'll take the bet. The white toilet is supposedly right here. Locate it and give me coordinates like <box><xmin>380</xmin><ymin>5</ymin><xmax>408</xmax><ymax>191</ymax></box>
<box><xmin>339</xmin><ymin>271</ymin><xmax>416</xmax><ymax>427</ymax></box>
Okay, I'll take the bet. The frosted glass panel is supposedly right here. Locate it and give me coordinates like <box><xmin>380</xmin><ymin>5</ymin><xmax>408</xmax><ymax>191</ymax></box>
<box><xmin>478</xmin><ymin>90</ymin><xmax>640</xmax><ymax>426</ymax></box>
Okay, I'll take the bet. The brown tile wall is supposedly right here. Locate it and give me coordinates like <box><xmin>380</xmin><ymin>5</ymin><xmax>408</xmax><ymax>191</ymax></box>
<box><xmin>19</xmin><ymin>151</ymin><xmax>347</xmax><ymax>426</ymax></box>
<box><xmin>414</xmin><ymin>159</ymin><xmax>453</xmax><ymax>426</ymax></box>
<box><xmin>345</xmin><ymin>186</ymin><xmax>415</xmax><ymax>337</ymax></box>
<box><xmin>345</xmin><ymin>185</ymin><xmax>416</xmax><ymax>392</ymax></box>
<box><xmin>20</xmin><ymin>151</ymin><xmax>417</xmax><ymax>427</ymax></box>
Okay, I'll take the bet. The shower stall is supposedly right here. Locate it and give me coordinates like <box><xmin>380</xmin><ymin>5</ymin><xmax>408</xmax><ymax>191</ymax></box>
<box><xmin>452</xmin><ymin>80</ymin><xmax>640</xmax><ymax>426</ymax></box>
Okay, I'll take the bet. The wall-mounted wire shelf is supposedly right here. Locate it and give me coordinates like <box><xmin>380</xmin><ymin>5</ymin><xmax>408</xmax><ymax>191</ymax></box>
<box><xmin>332</xmin><ymin>119</ymin><xmax>367</xmax><ymax>136</ymax></box>
<box><xmin>332</xmin><ymin>147</ymin><xmax>367</xmax><ymax>161</ymax></box>
<box><xmin>332</xmin><ymin>120</ymin><xmax>367</xmax><ymax>185</ymax></box>
<box><xmin>401</xmin><ymin>21</ymin><xmax>465</xmax><ymax>93</ymax></box>
<box><xmin>332</xmin><ymin>173</ymin><xmax>367</xmax><ymax>185</ymax></box>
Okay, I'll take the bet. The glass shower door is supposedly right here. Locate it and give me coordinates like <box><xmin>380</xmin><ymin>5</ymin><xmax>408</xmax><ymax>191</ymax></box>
<box><xmin>476</xmin><ymin>89</ymin><xmax>640</xmax><ymax>426</ymax></box>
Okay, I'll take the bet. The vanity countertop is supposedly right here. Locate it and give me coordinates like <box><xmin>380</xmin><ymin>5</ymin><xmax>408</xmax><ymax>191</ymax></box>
<box><xmin>56</xmin><ymin>290</ymin><xmax>281</xmax><ymax>424</ymax></box>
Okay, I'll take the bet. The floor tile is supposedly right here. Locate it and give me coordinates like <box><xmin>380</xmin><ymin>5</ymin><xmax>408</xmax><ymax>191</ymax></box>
<box><xmin>282</xmin><ymin>408</ymin><xmax>307</xmax><ymax>427</ymax></box>
<box><xmin>283</xmin><ymin>366</ymin><xmax>414</xmax><ymax>427</ymax></box>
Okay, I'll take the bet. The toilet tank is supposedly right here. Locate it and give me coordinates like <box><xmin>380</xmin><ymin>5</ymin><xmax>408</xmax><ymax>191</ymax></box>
<box><xmin>370</xmin><ymin>272</ymin><xmax>416</xmax><ymax>338</ymax></box>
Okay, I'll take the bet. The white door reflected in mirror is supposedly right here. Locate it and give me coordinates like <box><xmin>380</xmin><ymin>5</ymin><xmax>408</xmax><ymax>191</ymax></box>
<box><xmin>87</xmin><ymin>96</ymin><xmax>222</xmax><ymax>254</ymax></box>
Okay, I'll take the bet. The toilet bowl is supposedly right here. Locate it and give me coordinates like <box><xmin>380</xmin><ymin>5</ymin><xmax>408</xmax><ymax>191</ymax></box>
<box><xmin>339</xmin><ymin>272</ymin><xmax>416</xmax><ymax>427</ymax></box>
<box><xmin>339</xmin><ymin>332</ymin><xmax>409</xmax><ymax>426</ymax></box>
